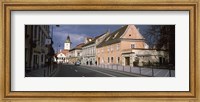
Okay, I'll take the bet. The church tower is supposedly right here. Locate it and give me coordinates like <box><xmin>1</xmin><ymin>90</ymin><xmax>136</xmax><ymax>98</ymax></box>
<box><xmin>64</xmin><ymin>35</ymin><xmax>71</xmax><ymax>50</ymax></box>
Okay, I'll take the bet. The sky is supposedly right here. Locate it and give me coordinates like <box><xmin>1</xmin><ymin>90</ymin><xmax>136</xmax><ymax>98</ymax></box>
<box><xmin>51</xmin><ymin>25</ymin><xmax>149</xmax><ymax>52</ymax></box>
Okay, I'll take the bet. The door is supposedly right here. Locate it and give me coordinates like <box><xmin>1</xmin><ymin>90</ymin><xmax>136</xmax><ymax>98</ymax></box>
<box><xmin>159</xmin><ymin>57</ymin><xmax>163</xmax><ymax>65</ymax></box>
<box><xmin>125</xmin><ymin>57</ymin><xmax>130</xmax><ymax>65</ymax></box>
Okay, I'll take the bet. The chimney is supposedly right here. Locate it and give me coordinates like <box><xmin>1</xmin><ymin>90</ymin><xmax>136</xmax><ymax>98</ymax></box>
<box><xmin>84</xmin><ymin>38</ymin><xmax>88</xmax><ymax>44</ymax></box>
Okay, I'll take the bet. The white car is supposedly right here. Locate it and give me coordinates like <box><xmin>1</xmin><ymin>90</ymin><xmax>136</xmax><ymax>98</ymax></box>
<box><xmin>75</xmin><ymin>62</ymin><xmax>81</xmax><ymax>66</ymax></box>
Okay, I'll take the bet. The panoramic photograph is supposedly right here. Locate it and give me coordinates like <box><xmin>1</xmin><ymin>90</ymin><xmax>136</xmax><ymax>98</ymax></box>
<box><xmin>25</xmin><ymin>24</ymin><xmax>175</xmax><ymax>77</ymax></box>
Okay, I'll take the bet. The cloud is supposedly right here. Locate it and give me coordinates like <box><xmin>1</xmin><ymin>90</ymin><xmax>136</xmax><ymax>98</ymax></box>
<box><xmin>52</xmin><ymin>30</ymin><xmax>88</xmax><ymax>50</ymax></box>
<box><xmin>68</xmin><ymin>33</ymin><xmax>87</xmax><ymax>44</ymax></box>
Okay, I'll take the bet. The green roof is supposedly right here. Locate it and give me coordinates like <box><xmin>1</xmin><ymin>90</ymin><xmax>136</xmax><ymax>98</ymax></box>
<box><xmin>65</xmin><ymin>36</ymin><xmax>71</xmax><ymax>43</ymax></box>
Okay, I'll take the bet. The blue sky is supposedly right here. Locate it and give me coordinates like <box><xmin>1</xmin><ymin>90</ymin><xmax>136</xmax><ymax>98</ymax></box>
<box><xmin>51</xmin><ymin>25</ymin><xmax>148</xmax><ymax>52</ymax></box>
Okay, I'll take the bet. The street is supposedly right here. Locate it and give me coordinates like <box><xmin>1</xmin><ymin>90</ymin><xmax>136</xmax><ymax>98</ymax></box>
<box><xmin>54</xmin><ymin>64</ymin><xmax>145</xmax><ymax>77</ymax></box>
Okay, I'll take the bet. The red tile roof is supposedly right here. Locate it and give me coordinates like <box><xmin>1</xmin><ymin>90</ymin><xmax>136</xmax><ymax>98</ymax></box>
<box><xmin>56</xmin><ymin>49</ymin><xmax>69</xmax><ymax>56</ymax></box>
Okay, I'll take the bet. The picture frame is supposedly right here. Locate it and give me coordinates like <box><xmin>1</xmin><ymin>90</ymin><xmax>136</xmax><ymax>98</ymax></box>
<box><xmin>0</xmin><ymin>0</ymin><xmax>199</xmax><ymax>101</ymax></box>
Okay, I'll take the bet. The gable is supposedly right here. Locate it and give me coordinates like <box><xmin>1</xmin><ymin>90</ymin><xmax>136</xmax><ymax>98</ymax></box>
<box><xmin>121</xmin><ymin>25</ymin><xmax>144</xmax><ymax>39</ymax></box>
<box><xmin>57</xmin><ymin>53</ymin><xmax>66</xmax><ymax>57</ymax></box>
<box><xmin>96</xmin><ymin>25</ymin><xmax>128</xmax><ymax>48</ymax></box>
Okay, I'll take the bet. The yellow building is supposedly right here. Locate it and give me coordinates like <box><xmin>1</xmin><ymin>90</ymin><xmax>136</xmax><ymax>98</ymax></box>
<box><xmin>68</xmin><ymin>43</ymin><xmax>84</xmax><ymax>64</ymax></box>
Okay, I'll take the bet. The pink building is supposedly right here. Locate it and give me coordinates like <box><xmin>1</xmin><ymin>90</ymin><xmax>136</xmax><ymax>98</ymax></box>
<box><xmin>96</xmin><ymin>25</ymin><xmax>168</xmax><ymax>67</ymax></box>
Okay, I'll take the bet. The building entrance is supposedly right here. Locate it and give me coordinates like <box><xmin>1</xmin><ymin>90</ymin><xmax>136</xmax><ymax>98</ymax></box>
<box><xmin>125</xmin><ymin>57</ymin><xmax>130</xmax><ymax>65</ymax></box>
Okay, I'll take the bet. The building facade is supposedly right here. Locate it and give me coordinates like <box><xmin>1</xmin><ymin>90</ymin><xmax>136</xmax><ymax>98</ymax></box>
<box><xmin>96</xmin><ymin>25</ymin><xmax>168</xmax><ymax>67</ymax></box>
<box><xmin>25</xmin><ymin>25</ymin><xmax>52</xmax><ymax>71</ymax></box>
<box><xmin>81</xmin><ymin>31</ymin><xmax>110</xmax><ymax>66</ymax></box>
<box><xmin>56</xmin><ymin>50</ymin><xmax>69</xmax><ymax>63</ymax></box>
<box><xmin>68</xmin><ymin>43</ymin><xmax>84</xmax><ymax>64</ymax></box>
<box><xmin>82</xmin><ymin>38</ymin><xmax>95</xmax><ymax>65</ymax></box>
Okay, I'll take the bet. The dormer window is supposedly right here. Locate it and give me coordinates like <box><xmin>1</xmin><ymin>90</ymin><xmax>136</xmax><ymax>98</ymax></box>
<box><xmin>113</xmin><ymin>32</ymin><xmax>119</xmax><ymax>39</ymax></box>
<box><xmin>106</xmin><ymin>36</ymin><xmax>110</xmax><ymax>41</ymax></box>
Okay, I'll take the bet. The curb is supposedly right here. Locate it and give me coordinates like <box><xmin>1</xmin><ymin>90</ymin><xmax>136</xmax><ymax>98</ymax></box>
<box><xmin>81</xmin><ymin>65</ymin><xmax>150</xmax><ymax>77</ymax></box>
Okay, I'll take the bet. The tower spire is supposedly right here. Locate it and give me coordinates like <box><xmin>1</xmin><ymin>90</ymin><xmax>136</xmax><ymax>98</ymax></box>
<box><xmin>64</xmin><ymin>35</ymin><xmax>71</xmax><ymax>50</ymax></box>
<box><xmin>65</xmin><ymin>35</ymin><xmax>71</xmax><ymax>43</ymax></box>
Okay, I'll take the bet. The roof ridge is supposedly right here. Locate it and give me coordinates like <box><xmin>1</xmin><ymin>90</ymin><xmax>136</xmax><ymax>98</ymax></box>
<box><xmin>96</xmin><ymin>25</ymin><xmax>129</xmax><ymax>48</ymax></box>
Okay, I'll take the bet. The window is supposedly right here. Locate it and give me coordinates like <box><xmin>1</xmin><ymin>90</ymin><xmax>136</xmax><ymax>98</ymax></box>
<box><xmin>129</xmin><ymin>34</ymin><xmax>131</xmax><ymax>36</ymax></box>
<box><xmin>91</xmin><ymin>48</ymin><xmax>93</xmax><ymax>55</ymax></box>
<box><xmin>106</xmin><ymin>36</ymin><xmax>110</xmax><ymax>41</ymax></box>
<box><xmin>41</xmin><ymin>55</ymin><xmax>43</xmax><ymax>62</ymax></box>
<box><xmin>131</xmin><ymin>44</ymin><xmax>135</xmax><ymax>49</ymax></box>
<box><xmin>113</xmin><ymin>32</ymin><xmax>119</xmax><ymax>39</ymax></box>
<box><xmin>111</xmin><ymin>57</ymin><xmax>113</xmax><ymax>63</ymax></box>
<box><xmin>118</xmin><ymin>57</ymin><xmax>120</xmax><ymax>64</ymax></box>
<box><xmin>108</xmin><ymin>57</ymin><xmax>110</xmax><ymax>63</ymax></box>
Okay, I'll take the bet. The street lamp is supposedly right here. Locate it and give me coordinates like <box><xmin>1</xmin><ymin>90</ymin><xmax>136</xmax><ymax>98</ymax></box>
<box><xmin>45</xmin><ymin>25</ymin><xmax>60</xmax><ymax>76</ymax></box>
<box><xmin>51</xmin><ymin>25</ymin><xmax>60</xmax><ymax>39</ymax></box>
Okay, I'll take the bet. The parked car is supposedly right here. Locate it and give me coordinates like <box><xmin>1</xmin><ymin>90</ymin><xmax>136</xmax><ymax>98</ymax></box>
<box><xmin>75</xmin><ymin>61</ymin><xmax>81</xmax><ymax>66</ymax></box>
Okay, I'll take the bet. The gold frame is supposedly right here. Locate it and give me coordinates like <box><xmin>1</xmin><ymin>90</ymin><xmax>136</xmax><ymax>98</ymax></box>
<box><xmin>0</xmin><ymin>0</ymin><xmax>199</xmax><ymax>101</ymax></box>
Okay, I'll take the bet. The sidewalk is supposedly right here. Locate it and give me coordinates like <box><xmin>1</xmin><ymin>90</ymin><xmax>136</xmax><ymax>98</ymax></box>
<box><xmin>81</xmin><ymin>64</ymin><xmax>175</xmax><ymax>77</ymax></box>
<box><xmin>81</xmin><ymin>65</ymin><xmax>149</xmax><ymax>77</ymax></box>
<box><xmin>25</xmin><ymin>64</ymin><xmax>60</xmax><ymax>77</ymax></box>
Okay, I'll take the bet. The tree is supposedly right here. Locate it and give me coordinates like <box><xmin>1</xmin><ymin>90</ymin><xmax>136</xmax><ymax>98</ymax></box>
<box><xmin>144</xmin><ymin>25</ymin><xmax>175</xmax><ymax>65</ymax></box>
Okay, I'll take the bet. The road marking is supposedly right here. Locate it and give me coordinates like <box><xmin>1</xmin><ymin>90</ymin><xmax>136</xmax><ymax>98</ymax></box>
<box><xmin>82</xmin><ymin>67</ymin><xmax>116</xmax><ymax>77</ymax></box>
<box><xmin>75</xmin><ymin>70</ymin><xmax>78</xmax><ymax>72</ymax></box>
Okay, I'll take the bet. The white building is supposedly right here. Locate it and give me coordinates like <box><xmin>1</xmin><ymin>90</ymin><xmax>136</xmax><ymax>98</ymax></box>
<box><xmin>68</xmin><ymin>43</ymin><xmax>84</xmax><ymax>64</ymax></box>
<box><xmin>122</xmin><ymin>49</ymin><xmax>169</xmax><ymax>66</ymax></box>
<box><xmin>56</xmin><ymin>35</ymin><xmax>71</xmax><ymax>63</ymax></box>
<box><xmin>82</xmin><ymin>38</ymin><xmax>96</xmax><ymax>65</ymax></box>
<box><xmin>81</xmin><ymin>31</ymin><xmax>110</xmax><ymax>65</ymax></box>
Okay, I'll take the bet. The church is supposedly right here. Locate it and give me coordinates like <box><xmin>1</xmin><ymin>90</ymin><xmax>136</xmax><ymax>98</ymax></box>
<box><xmin>55</xmin><ymin>35</ymin><xmax>71</xmax><ymax>63</ymax></box>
